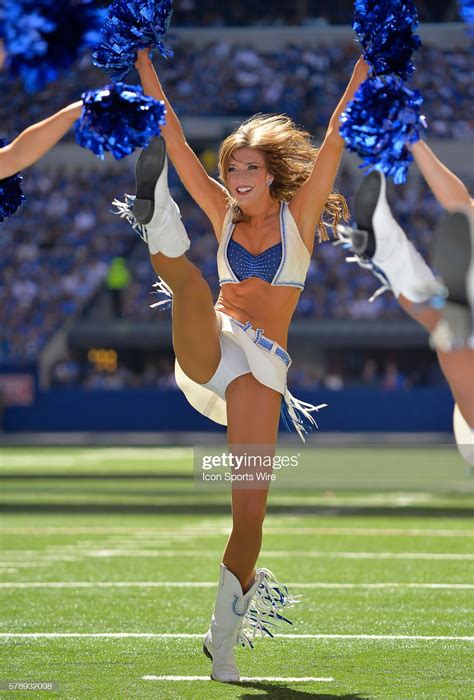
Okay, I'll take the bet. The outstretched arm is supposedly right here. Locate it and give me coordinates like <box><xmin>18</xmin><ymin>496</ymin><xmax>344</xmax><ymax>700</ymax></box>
<box><xmin>0</xmin><ymin>102</ymin><xmax>83</xmax><ymax>179</ymax></box>
<box><xmin>135</xmin><ymin>50</ymin><xmax>228</xmax><ymax>235</ymax></box>
<box><xmin>410</xmin><ymin>140</ymin><xmax>473</xmax><ymax>211</ymax></box>
<box><xmin>290</xmin><ymin>57</ymin><xmax>369</xmax><ymax>247</ymax></box>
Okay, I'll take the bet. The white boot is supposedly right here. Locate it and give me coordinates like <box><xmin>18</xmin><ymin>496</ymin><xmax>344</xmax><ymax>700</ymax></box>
<box><xmin>112</xmin><ymin>136</ymin><xmax>190</xmax><ymax>258</ymax></box>
<box><xmin>453</xmin><ymin>404</ymin><xmax>474</xmax><ymax>467</ymax></box>
<box><xmin>337</xmin><ymin>170</ymin><xmax>443</xmax><ymax>303</ymax></box>
<box><xmin>203</xmin><ymin>564</ymin><xmax>264</xmax><ymax>683</ymax></box>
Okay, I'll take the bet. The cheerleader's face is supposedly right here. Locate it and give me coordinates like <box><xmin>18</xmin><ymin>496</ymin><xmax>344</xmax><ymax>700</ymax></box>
<box><xmin>227</xmin><ymin>148</ymin><xmax>270</xmax><ymax>204</ymax></box>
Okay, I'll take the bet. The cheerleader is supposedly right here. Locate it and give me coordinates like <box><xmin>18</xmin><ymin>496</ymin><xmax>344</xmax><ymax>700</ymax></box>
<box><xmin>116</xmin><ymin>48</ymin><xmax>369</xmax><ymax>681</ymax></box>
<box><xmin>338</xmin><ymin>140</ymin><xmax>473</xmax><ymax>463</ymax></box>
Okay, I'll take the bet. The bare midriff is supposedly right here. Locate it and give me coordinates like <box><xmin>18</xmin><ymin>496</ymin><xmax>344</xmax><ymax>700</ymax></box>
<box><xmin>215</xmin><ymin>278</ymin><xmax>301</xmax><ymax>350</ymax></box>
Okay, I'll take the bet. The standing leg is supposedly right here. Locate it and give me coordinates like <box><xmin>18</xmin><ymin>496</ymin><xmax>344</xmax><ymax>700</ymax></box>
<box><xmin>203</xmin><ymin>375</ymin><xmax>283</xmax><ymax>683</ymax></box>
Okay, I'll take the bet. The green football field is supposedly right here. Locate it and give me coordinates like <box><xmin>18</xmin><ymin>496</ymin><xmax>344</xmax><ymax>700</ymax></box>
<box><xmin>0</xmin><ymin>446</ymin><xmax>473</xmax><ymax>699</ymax></box>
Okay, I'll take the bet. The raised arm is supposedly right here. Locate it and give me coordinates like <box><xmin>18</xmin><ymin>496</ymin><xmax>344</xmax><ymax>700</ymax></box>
<box><xmin>135</xmin><ymin>50</ymin><xmax>228</xmax><ymax>236</ymax></box>
<box><xmin>410</xmin><ymin>140</ymin><xmax>473</xmax><ymax>211</ymax></box>
<box><xmin>290</xmin><ymin>57</ymin><xmax>369</xmax><ymax>245</ymax></box>
<box><xmin>0</xmin><ymin>102</ymin><xmax>83</xmax><ymax>180</ymax></box>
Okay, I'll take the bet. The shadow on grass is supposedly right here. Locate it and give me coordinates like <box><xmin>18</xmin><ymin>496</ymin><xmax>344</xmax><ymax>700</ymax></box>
<box><xmin>0</xmin><ymin>503</ymin><xmax>472</xmax><ymax>518</ymax></box>
<box><xmin>234</xmin><ymin>682</ymin><xmax>371</xmax><ymax>699</ymax></box>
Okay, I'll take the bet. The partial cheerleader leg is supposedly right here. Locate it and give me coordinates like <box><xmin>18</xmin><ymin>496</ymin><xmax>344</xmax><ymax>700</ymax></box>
<box><xmin>431</xmin><ymin>209</ymin><xmax>474</xmax><ymax>350</ymax></box>
<box><xmin>338</xmin><ymin>170</ymin><xmax>443</xmax><ymax>303</ymax></box>
<box><xmin>453</xmin><ymin>404</ymin><xmax>474</xmax><ymax>467</ymax></box>
<box><xmin>203</xmin><ymin>376</ymin><xmax>299</xmax><ymax>682</ymax></box>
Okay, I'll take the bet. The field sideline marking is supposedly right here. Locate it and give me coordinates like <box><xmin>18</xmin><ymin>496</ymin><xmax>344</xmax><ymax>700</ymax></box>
<box><xmin>142</xmin><ymin>675</ymin><xmax>334</xmax><ymax>682</ymax></box>
<box><xmin>1</xmin><ymin>527</ymin><xmax>472</xmax><ymax>537</ymax></box>
<box><xmin>81</xmin><ymin>549</ymin><xmax>474</xmax><ymax>561</ymax></box>
<box><xmin>0</xmin><ymin>633</ymin><xmax>472</xmax><ymax>642</ymax></box>
<box><xmin>0</xmin><ymin>581</ymin><xmax>472</xmax><ymax>590</ymax></box>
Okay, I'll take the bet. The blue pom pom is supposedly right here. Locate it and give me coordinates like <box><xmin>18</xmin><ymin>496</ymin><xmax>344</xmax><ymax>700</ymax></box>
<box><xmin>75</xmin><ymin>83</ymin><xmax>167</xmax><ymax>160</ymax></box>
<box><xmin>340</xmin><ymin>75</ymin><xmax>427</xmax><ymax>184</ymax></box>
<box><xmin>92</xmin><ymin>0</ymin><xmax>173</xmax><ymax>82</ymax></box>
<box><xmin>458</xmin><ymin>0</ymin><xmax>474</xmax><ymax>24</ymax></box>
<box><xmin>0</xmin><ymin>139</ymin><xmax>26</xmax><ymax>222</ymax></box>
<box><xmin>1</xmin><ymin>0</ymin><xmax>106</xmax><ymax>93</ymax></box>
<box><xmin>353</xmin><ymin>0</ymin><xmax>421</xmax><ymax>80</ymax></box>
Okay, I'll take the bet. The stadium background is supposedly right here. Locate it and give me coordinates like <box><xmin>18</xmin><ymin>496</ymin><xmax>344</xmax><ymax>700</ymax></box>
<box><xmin>0</xmin><ymin>0</ymin><xmax>471</xmax><ymax>437</ymax></box>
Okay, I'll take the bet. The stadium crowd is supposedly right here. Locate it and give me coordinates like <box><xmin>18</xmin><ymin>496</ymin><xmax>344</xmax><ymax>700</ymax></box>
<box><xmin>172</xmin><ymin>0</ymin><xmax>461</xmax><ymax>26</ymax></box>
<box><xmin>1</xmin><ymin>24</ymin><xmax>470</xmax><ymax>376</ymax></box>
<box><xmin>0</xmin><ymin>167</ymin><xmax>135</xmax><ymax>363</ymax></box>
<box><xmin>0</xmin><ymin>41</ymin><xmax>472</xmax><ymax>142</ymax></box>
<box><xmin>52</xmin><ymin>351</ymin><xmax>446</xmax><ymax>392</ymax></box>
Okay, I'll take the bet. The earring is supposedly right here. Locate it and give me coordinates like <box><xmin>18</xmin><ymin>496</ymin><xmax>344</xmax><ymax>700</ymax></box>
<box><xmin>267</xmin><ymin>178</ymin><xmax>274</xmax><ymax>186</ymax></box>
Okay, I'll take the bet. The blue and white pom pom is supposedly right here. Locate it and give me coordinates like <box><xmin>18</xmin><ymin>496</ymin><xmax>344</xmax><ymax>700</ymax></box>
<box><xmin>340</xmin><ymin>75</ymin><xmax>427</xmax><ymax>184</ymax></box>
<box><xmin>353</xmin><ymin>0</ymin><xmax>421</xmax><ymax>80</ymax></box>
<box><xmin>1</xmin><ymin>0</ymin><xmax>105</xmax><ymax>93</ymax></box>
<box><xmin>92</xmin><ymin>0</ymin><xmax>173</xmax><ymax>82</ymax></box>
<box><xmin>75</xmin><ymin>83</ymin><xmax>166</xmax><ymax>160</ymax></box>
<box><xmin>458</xmin><ymin>0</ymin><xmax>474</xmax><ymax>24</ymax></box>
<box><xmin>0</xmin><ymin>139</ymin><xmax>26</xmax><ymax>222</ymax></box>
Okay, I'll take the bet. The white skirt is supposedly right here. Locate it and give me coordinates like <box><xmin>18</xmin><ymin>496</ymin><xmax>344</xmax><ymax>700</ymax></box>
<box><xmin>175</xmin><ymin>311</ymin><xmax>326</xmax><ymax>441</ymax></box>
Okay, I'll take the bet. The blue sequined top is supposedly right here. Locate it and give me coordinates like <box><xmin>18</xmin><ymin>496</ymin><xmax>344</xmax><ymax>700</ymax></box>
<box><xmin>227</xmin><ymin>239</ymin><xmax>283</xmax><ymax>283</ymax></box>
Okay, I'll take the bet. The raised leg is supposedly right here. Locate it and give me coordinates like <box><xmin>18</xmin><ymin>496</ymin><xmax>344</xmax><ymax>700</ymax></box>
<box><xmin>151</xmin><ymin>253</ymin><xmax>221</xmax><ymax>383</ymax></box>
<box><xmin>116</xmin><ymin>136</ymin><xmax>222</xmax><ymax>383</ymax></box>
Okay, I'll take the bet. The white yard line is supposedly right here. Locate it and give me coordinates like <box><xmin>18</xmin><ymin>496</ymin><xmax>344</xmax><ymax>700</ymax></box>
<box><xmin>82</xmin><ymin>549</ymin><xmax>474</xmax><ymax>561</ymax></box>
<box><xmin>0</xmin><ymin>527</ymin><xmax>472</xmax><ymax>537</ymax></box>
<box><xmin>0</xmin><ymin>633</ymin><xmax>472</xmax><ymax>642</ymax></box>
<box><xmin>0</xmin><ymin>581</ymin><xmax>472</xmax><ymax>590</ymax></box>
<box><xmin>141</xmin><ymin>675</ymin><xmax>334</xmax><ymax>682</ymax></box>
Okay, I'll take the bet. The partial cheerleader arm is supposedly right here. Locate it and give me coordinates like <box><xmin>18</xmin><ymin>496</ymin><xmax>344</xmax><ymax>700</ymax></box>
<box><xmin>290</xmin><ymin>57</ymin><xmax>369</xmax><ymax>247</ymax></box>
<box><xmin>0</xmin><ymin>102</ymin><xmax>83</xmax><ymax>179</ymax></box>
<box><xmin>134</xmin><ymin>49</ymin><xmax>228</xmax><ymax>235</ymax></box>
<box><xmin>410</xmin><ymin>140</ymin><xmax>473</xmax><ymax>211</ymax></box>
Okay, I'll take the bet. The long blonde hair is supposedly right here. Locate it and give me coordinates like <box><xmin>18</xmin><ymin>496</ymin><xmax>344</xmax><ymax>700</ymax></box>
<box><xmin>218</xmin><ymin>114</ymin><xmax>348</xmax><ymax>242</ymax></box>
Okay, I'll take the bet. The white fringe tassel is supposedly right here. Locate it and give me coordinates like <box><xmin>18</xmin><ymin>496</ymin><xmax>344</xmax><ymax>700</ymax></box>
<box><xmin>335</xmin><ymin>224</ymin><xmax>391</xmax><ymax>302</ymax></box>
<box><xmin>150</xmin><ymin>278</ymin><xmax>173</xmax><ymax>310</ymax></box>
<box><xmin>283</xmin><ymin>391</ymin><xmax>327</xmax><ymax>443</ymax></box>
<box><xmin>238</xmin><ymin>568</ymin><xmax>302</xmax><ymax>649</ymax></box>
<box><xmin>111</xmin><ymin>193</ymin><xmax>148</xmax><ymax>243</ymax></box>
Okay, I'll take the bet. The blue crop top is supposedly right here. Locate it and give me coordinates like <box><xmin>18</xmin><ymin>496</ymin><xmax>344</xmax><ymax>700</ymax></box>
<box><xmin>227</xmin><ymin>239</ymin><xmax>283</xmax><ymax>283</ymax></box>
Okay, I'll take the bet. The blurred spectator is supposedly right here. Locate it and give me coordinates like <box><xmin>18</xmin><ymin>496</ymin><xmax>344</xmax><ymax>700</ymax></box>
<box><xmin>382</xmin><ymin>361</ymin><xmax>410</xmax><ymax>391</ymax></box>
<box><xmin>106</xmin><ymin>257</ymin><xmax>131</xmax><ymax>318</ymax></box>
<box><xmin>361</xmin><ymin>359</ymin><xmax>380</xmax><ymax>389</ymax></box>
<box><xmin>52</xmin><ymin>354</ymin><xmax>81</xmax><ymax>386</ymax></box>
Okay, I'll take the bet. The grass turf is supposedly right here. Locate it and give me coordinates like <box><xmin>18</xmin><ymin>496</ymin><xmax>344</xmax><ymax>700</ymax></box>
<box><xmin>0</xmin><ymin>446</ymin><xmax>473</xmax><ymax>699</ymax></box>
